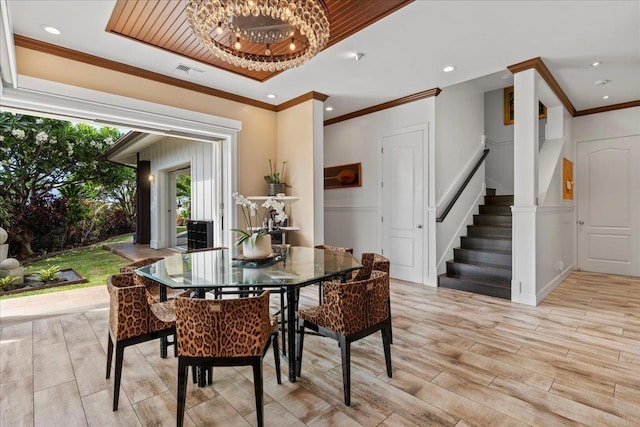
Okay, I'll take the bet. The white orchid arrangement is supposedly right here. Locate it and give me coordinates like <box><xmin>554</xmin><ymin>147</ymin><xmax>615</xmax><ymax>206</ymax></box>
<box><xmin>232</xmin><ymin>192</ymin><xmax>288</xmax><ymax>247</ymax></box>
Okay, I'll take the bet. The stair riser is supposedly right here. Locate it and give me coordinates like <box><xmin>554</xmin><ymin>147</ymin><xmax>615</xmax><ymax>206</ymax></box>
<box><xmin>484</xmin><ymin>195</ymin><xmax>514</xmax><ymax>206</ymax></box>
<box><xmin>467</xmin><ymin>226</ymin><xmax>512</xmax><ymax>238</ymax></box>
<box><xmin>446</xmin><ymin>262</ymin><xmax>511</xmax><ymax>285</ymax></box>
<box><xmin>454</xmin><ymin>248</ymin><xmax>512</xmax><ymax>266</ymax></box>
<box><xmin>438</xmin><ymin>276</ymin><xmax>511</xmax><ymax>299</ymax></box>
<box><xmin>479</xmin><ymin>205</ymin><xmax>512</xmax><ymax>215</ymax></box>
<box><xmin>473</xmin><ymin>215</ymin><xmax>512</xmax><ymax>226</ymax></box>
<box><xmin>461</xmin><ymin>236</ymin><xmax>512</xmax><ymax>252</ymax></box>
<box><xmin>485</xmin><ymin>188</ymin><xmax>496</xmax><ymax>197</ymax></box>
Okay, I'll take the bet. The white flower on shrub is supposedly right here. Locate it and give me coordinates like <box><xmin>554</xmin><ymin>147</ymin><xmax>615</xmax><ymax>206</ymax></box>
<box><xmin>0</xmin><ymin>135</ymin><xmax>4</xmax><ymax>142</ymax></box>
<box><xmin>36</xmin><ymin>118</ymin><xmax>43</xmax><ymax>124</ymax></box>
<box><xmin>36</xmin><ymin>131</ymin><xmax>48</xmax><ymax>143</ymax></box>
<box><xmin>11</xmin><ymin>129</ymin><xmax>26</xmax><ymax>139</ymax></box>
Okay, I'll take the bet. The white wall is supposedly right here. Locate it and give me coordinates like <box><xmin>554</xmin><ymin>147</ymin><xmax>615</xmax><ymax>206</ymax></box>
<box><xmin>535</xmin><ymin>206</ymin><xmax>575</xmax><ymax>303</ymax></box>
<box><xmin>484</xmin><ymin>88</ymin><xmax>547</xmax><ymax>195</ymax></box>
<box><xmin>276</xmin><ymin>99</ymin><xmax>321</xmax><ymax>247</ymax></box>
<box><xmin>323</xmin><ymin>98</ymin><xmax>433</xmax><ymax>265</ymax></box>
<box><xmin>142</xmin><ymin>137</ymin><xmax>219</xmax><ymax>249</ymax></box>
<box><xmin>435</xmin><ymin>82</ymin><xmax>486</xmax><ymax>207</ymax></box>
<box><xmin>573</xmin><ymin>106</ymin><xmax>640</xmax><ymax>141</ymax></box>
<box><xmin>434</xmin><ymin>79</ymin><xmax>486</xmax><ymax>274</ymax></box>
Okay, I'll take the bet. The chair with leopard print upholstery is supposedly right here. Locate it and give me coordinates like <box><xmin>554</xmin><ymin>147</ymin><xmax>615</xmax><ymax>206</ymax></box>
<box><xmin>174</xmin><ymin>291</ymin><xmax>281</xmax><ymax>427</ymax></box>
<box><xmin>314</xmin><ymin>245</ymin><xmax>354</xmax><ymax>303</ymax></box>
<box><xmin>296</xmin><ymin>270</ymin><xmax>392</xmax><ymax>406</ymax></box>
<box><xmin>358</xmin><ymin>253</ymin><xmax>393</xmax><ymax>344</ymax></box>
<box><xmin>120</xmin><ymin>257</ymin><xmax>187</xmax><ymax>304</ymax></box>
<box><xmin>105</xmin><ymin>272</ymin><xmax>176</xmax><ymax>411</ymax></box>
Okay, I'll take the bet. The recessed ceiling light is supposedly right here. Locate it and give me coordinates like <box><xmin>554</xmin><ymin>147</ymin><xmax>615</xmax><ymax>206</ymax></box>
<box><xmin>43</xmin><ymin>25</ymin><xmax>61</xmax><ymax>35</ymax></box>
<box><xmin>325</xmin><ymin>106</ymin><xmax>333</xmax><ymax>111</ymax></box>
<box><xmin>591</xmin><ymin>61</ymin><xmax>601</xmax><ymax>67</ymax></box>
<box><xmin>595</xmin><ymin>79</ymin><xmax>611</xmax><ymax>86</ymax></box>
<box><xmin>442</xmin><ymin>65</ymin><xmax>456</xmax><ymax>73</ymax></box>
<box><xmin>603</xmin><ymin>95</ymin><xmax>609</xmax><ymax>100</ymax></box>
<box><xmin>353</xmin><ymin>53</ymin><xmax>365</xmax><ymax>61</ymax></box>
<box><xmin>267</xmin><ymin>94</ymin><xmax>277</xmax><ymax>99</ymax></box>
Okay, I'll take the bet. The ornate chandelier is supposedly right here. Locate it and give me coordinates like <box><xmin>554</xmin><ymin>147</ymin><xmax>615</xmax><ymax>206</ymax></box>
<box><xmin>185</xmin><ymin>0</ymin><xmax>330</xmax><ymax>72</ymax></box>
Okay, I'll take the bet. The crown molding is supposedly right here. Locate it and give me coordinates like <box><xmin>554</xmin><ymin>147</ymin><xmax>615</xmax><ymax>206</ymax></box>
<box><xmin>574</xmin><ymin>100</ymin><xmax>640</xmax><ymax>117</ymax></box>
<box><xmin>14</xmin><ymin>35</ymin><xmax>278</xmax><ymax>112</ymax></box>
<box><xmin>276</xmin><ymin>91</ymin><xmax>329</xmax><ymax>112</ymax></box>
<box><xmin>507</xmin><ymin>56</ymin><xmax>639</xmax><ymax>117</ymax></box>
<box><xmin>324</xmin><ymin>87</ymin><xmax>441</xmax><ymax>126</ymax></box>
<box><xmin>508</xmin><ymin>57</ymin><xmax>577</xmax><ymax>116</ymax></box>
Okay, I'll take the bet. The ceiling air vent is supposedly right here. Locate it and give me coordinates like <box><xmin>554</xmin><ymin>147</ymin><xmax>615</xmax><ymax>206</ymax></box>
<box><xmin>173</xmin><ymin>64</ymin><xmax>205</xmax><ymax>75</ymax></box>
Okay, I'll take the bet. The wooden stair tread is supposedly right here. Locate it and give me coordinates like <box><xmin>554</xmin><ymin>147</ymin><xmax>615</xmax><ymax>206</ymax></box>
<box><xmin>446</xmin><ymin>260</ymin><xmax>512</xmax><ymax>271</ymax></box>
<box><xmin>455</xmin><ymin>247</ymin><xmax>512</xmax><ymax>255</ymax></box>
<box><xmin>439</xmin><ymin>274</ymin><xmax>511</xmax><ymax>289</ymax></box>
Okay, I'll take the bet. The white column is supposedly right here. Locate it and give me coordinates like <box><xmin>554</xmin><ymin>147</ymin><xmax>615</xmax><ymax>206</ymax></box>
<box><xmin>512</xmin><ymin>69</ymin><xmax>539</xmax><ymax>305</ymax></box>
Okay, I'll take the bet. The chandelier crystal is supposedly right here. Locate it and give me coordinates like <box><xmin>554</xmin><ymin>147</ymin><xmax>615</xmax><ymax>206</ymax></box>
<box><xmin>185</xmin><ymin>0</ymin><xmax>330</xmax><ymax>72</ymax></box>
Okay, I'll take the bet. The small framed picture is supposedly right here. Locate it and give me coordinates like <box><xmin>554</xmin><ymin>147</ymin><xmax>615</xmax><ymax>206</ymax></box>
<box><xmin>503</xmin><ymin>85</ymin><xmax>547</xmax><ymax>125</ymax></box>
<box><xmin>324</xmin><ymin>162</ymin><xmax>362</xmax><ymax>189</ymax></box>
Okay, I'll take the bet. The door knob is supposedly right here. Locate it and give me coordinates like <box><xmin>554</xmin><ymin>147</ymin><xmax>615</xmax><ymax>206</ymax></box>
<box><xmin>578</xmin><ymin>220</ymin><xmax>584</xmax><ymax>225</ymax></box>
<box><xmin>416</xmin><ymin>224</ymin><xmax>423</xmax><ymax>229</ymax></box>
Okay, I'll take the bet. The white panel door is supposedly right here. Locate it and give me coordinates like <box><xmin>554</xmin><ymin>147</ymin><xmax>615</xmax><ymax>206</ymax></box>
<box><xmin>577</xmin><ymin>136</ymin><xmax>640</xmax><ymax>276</ymax></box>
<box><xmin>382</xmin><ymin>129</ymin><xmax>424</xmax><ymax>282</ymax></box>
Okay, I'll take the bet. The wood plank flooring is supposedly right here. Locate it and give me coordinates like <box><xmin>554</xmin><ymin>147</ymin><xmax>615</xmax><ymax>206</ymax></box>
<box><xmin>1</xmin><ymin>271</ymin><xmax>639</xmax><ymax>426</ymax></box>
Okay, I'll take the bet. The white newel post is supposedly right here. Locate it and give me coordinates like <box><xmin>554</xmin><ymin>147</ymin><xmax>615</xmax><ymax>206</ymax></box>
<box><xmin>512</xmin><ymin>69</ymin><xmax>539</xmax><ymax>305</ymax></box>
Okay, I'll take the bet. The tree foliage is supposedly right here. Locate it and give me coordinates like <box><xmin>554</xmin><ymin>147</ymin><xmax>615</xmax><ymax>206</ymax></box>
<box><xmin>0</xmin><ymin>113</ymin><xmax>127</xmax><ymax>205</ymax></box>
<box><xmin>0</xmin><ymin>112</ymin><xmax>136</xmax><ymax>257</ymax></box>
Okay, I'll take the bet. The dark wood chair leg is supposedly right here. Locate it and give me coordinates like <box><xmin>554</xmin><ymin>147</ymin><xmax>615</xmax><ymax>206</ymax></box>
<box><xmin>177</xmin><ymin>358</ymin><xmax>189</xmax><ymax>427</ymax></box>
<box><xmin>252</xmin><ymin>359</ymin><xmax>264</xmax><ymax>427</ymax></box>
<box><xmin>279</xmin><ymin>292</ymin><xmax>286</xmax><ymax>355</ymax></box>
<box><xmin>338</xmin><ymin>335</ymin><xmax>351</xmax><ymax>406</ymax></box>
<box><xmin>387</xmin><ymin>297</ymin><xmax>393</xmax><ymax>344</ymax></box>
<box><xmin>382</xmin><ymin>322</ymin><xmax>392</xmax><ymax>377</ymax></box>
<box><xmin>174</xmin><ymin>334</ymin><xmax>178</xmax><ymax>357</ymax></box>
<box><xmin>296</xmin><ymin>319</ymin><xmax>305</xmax><ymax>377</ymax></box>
<box><xmin>106</xmin><ymin>333</ymin><xmax>113</xmax><ymax>379</ymax></box>
<box><xmin>272</xmin><ymin>334</ymin><xmax>282</xmax><ymax>384</ymax></box>
<box><xmin>113</xmin><ymin>344</ymin><xmax>125</xmax><ymax>411</ymax></box>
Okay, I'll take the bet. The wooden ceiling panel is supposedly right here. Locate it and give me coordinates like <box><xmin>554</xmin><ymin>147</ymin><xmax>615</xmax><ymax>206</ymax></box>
<box><xmin>106</xmin><ymin>0</ymin><xmax>413</xmax><ymax>82</ymax></box>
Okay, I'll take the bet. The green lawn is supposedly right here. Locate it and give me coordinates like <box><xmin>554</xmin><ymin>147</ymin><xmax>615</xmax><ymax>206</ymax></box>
<box><xmin>0</xmin><ymin>234</ymin><xmax>133</xmax><ymax>300</ymax></box>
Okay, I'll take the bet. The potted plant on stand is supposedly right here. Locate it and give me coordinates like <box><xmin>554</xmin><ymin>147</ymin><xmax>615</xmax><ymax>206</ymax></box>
<box><xmin>264</xmin><ymin>159</ymin><xmax>290</xmax><ymax>196</ymax></box>
<box><xmin>232</xmin><ymin>193</ymin><xmax>287</xmax><ymax>258</ymax></box>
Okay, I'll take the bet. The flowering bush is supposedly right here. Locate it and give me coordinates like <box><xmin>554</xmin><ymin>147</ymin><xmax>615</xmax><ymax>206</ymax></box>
<box><xmin>232</xmin><ymin>192</ymin><xmax>287</xmax><ymax>246</ymax></box>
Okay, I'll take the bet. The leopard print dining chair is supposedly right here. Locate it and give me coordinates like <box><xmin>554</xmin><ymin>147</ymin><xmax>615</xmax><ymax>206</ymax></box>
<box><xmin>296</xmin><ymin>270</ymin><xmax>392</xmax><ymax>406</ymax></box>
<box><xmin>105</xmin><ymin>272</ymin><xmax>176</xmax><ymax>411</ymax></box>
<box><xmin>174</xmin><ymin>291</ymin><xmax>281</xmax><ymax>427</ymax></box>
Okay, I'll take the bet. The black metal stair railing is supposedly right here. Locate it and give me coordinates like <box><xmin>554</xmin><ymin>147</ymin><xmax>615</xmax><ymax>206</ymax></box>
<box><xmin>436</xmin><ymin>149</ymin><xmax>490</xmax><ymax>223</ymax></box>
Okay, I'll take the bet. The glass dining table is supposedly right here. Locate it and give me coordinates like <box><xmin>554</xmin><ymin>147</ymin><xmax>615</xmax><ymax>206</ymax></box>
<box><xmin>136</xmin><ymin>246</ymin><xmax>362</xmax><ymax>382</ymax></box>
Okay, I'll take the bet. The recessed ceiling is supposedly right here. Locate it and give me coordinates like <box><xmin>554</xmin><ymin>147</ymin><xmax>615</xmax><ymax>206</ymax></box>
<box><xmin>106</xmin><ymin>0</ymin><xmax>412</xmax><ymax>82</ymax></box>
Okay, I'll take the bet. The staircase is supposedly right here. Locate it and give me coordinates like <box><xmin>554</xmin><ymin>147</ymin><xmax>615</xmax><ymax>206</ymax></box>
<box><xmin>438</xmin><ymin>189</ymin><xmax>513</xmax><ymax>299</ymax></box>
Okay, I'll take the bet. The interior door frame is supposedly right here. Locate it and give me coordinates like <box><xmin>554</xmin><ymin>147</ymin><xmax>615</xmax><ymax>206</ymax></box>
<box><xmin>1</xmin><ymin>76</ymin><xmax>239</xmax><ymax>250</ymax></box>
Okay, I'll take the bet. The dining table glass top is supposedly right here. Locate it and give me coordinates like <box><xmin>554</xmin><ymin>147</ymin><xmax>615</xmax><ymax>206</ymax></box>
<box><xmin>136</xmin><ymin>246</ymin><xmax>362</xmax><ymax>290</ymax></box>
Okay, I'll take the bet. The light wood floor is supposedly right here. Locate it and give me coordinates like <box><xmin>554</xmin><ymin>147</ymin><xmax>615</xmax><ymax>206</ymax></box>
<box><xmin>1</xmin><ymin>271</ymin><xmax>639</xmax><ymax>426</ymax></box>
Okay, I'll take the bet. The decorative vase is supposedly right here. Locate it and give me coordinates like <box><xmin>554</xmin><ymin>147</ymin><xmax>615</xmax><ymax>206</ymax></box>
<box><xmin>242</xmin><ymin>233</ymin><xmax>272</xmax><ymax>258</ymax></box>
<box><xmin>267</xmin><ymin>183</ymin><xmax>285</xmax><ymax>196</ymax></box>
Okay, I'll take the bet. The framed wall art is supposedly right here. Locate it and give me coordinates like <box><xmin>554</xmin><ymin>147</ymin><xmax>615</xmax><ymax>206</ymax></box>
<box><xmin>562</xmin><ymin>157</ymin><xmax>573</xmax><ymax>200</ymax></box>
<box><xmin>503</xmin><ymin>85</ymin><xmax>547</xmax><ymax>125</ymax></box>
<box><xmin>324</xmin><ymin>162</ymin><xmax>362</xmax><ymax>189</ymax></box>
